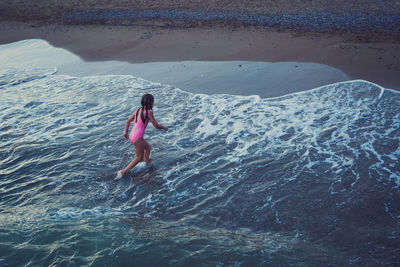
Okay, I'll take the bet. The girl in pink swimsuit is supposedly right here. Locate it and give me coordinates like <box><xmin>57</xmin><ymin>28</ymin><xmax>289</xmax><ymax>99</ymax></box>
<box><xmin>119</xmin><ymin>94</ymin><xmax>168</xmax><ymax>178</ymax></box>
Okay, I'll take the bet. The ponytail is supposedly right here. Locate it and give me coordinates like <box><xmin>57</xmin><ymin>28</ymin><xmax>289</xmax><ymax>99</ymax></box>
<box><xmin>135</xmin><ymin>94</ymin><xmax>154</xmax><ymax>123</ymax></box>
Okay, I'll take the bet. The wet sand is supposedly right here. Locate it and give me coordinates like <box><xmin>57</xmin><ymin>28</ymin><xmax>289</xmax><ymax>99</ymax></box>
<box><xmin>0</xmin><ymin>38</ymin><xmax>351</xmax><ymax>98</ymax></box>
<box><xmin>0</xmin><ymin>0</ymin><xmax>399</xmax><ymax>94</ymax></box>
<box><xmin>1</xmin><ymin>21</ymin><xmax>399</xmax><ymax>91</ymax></box>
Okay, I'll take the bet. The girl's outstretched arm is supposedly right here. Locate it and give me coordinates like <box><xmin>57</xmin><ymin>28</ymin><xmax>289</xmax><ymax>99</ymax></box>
<box><xmin>148</xmin><ymin>111</ymin><xmax>168</xmax><ymax>131</ymax></box>
<box><xmin>123</xmin><ymin>112</ymin><xmax>136</xmax><ymax>139</ymax></box>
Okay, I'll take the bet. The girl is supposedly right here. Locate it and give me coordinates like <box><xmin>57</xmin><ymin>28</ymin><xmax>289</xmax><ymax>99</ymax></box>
<box><xmin>119</xmin><ymin>94</ymin><xmax>168</xmax><ymax>178</ymax></box>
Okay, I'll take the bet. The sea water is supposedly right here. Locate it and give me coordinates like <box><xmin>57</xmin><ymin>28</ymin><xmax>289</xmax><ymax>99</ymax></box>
<box><xmin>1</xmin><ymin>45</ymin><xmax>400</xmax><ymax>266</ymax></box>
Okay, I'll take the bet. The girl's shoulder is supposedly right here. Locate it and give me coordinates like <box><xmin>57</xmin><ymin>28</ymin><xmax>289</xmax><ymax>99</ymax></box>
<box><xmin>142</xmin><ymin>108</ymin><xmax>153</xmax><ymax>114</ymax></box>
<box><xmin>134</xmin><ymin>107</ymin><xmax>153</xmax><ymax>118</ymax></box>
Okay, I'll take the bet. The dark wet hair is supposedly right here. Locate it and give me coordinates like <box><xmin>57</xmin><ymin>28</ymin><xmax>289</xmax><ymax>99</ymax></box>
<box><xmin>135</xmin><ymin>94</ymin><xmax>154</xmax><ymax>123</ymax></box>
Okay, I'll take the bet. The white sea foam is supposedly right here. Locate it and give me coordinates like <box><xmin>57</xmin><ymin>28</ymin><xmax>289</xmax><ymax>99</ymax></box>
<box><xmin>1</xmin><ymin>39</ymin><xmax>400</xmax><ymax>267</ymax></box>
<box><xmin>2</xmin><ymin>66</ymin><xmax>398</xmax><ymax>196</ymax></box>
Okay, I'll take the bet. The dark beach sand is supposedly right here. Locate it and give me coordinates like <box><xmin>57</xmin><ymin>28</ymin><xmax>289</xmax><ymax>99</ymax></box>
<box><xmin>1</xmin><ymin>0</ymin><xmax>399</xmax><ymax>94</ymax></box>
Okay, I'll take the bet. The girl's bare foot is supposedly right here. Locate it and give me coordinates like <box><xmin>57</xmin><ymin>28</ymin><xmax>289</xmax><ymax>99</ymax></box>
<box><xmin>118</xmin><ymin>170</ymin><xmax>125</xmax><ymax>178</ymax></box>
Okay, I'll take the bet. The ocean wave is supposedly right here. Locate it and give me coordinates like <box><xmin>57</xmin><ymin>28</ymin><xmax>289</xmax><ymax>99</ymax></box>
<box><xmin>1</xmin><ymin>67</ymin><xmax>399</xmax><ymax>266</ymax></box>
<box><xmin>0</xmin><ymin>67</ymin><xmax>57</xmax><ymax>88</ymax></box>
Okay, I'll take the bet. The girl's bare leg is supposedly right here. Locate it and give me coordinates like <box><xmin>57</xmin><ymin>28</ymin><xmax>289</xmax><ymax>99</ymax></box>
<box><xmin>120</xmin><ymin>139</ymin><xmax>145</xmax><ymax>177</ymax></box>
<box><xmin>143</xmin><ymin>140</ymin><xmax>151</xmax><ymax>165</ymax></box>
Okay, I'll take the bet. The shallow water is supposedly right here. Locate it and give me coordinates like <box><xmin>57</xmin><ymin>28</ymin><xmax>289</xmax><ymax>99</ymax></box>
<box><xmin>1</xmin><ymin>60</ymin><xmax>400</xmax><ymax>265</ymax></box>
<box><xmin>0</xmin><ymin>39</ymin><xmax>349</xmax><ymax>98</ymax></box>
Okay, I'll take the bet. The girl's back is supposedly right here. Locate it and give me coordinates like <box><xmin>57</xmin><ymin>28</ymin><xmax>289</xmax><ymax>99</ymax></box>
<box><xmin>129</xmin><ymin>108</ymin><xmax>149</xmax><ymax>143</ymax></box>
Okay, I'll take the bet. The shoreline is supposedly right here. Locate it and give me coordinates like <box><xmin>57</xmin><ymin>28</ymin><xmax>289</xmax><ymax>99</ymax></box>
<box><xmin>1</xmin><ymin>21</ymin><xmax>399</xmax><ymax>91</ymax></box>
<box><xmin>0</xmin><ymin>22</ymin><xmax>400</xmax><ymax>90</ymax></box>
<box><xmin>1</xmin><ymin>0</ymin><xmax>399</xmax><ymax>94</ymax></box>
<box><xmin>0</xmin><ymin>39</ymin><xmax>349</xmax><ymax>98</ymax></box>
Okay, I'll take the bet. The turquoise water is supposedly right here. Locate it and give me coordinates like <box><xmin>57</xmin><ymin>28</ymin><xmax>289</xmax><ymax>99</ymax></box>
<box><xmin>1</xmin><ymin>57</ymin><xmax>400</xmax><ymax>265</ymax></box>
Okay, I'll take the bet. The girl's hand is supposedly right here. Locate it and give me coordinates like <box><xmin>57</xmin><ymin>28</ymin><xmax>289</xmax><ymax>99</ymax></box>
<box><xmin>123</xmin><ymin>131</ymin><xmax>129</xmax><ymax>140</ymax></box>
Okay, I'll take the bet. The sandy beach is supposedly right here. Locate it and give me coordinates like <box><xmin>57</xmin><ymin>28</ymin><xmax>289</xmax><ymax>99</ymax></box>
<box><xmin>1</xmin><ymin>0</ymin><xmax>400</xmax><ymax>94</ymax></box>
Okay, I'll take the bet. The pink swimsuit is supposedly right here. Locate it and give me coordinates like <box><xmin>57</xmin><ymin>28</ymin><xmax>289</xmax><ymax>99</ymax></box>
<box><xmin>129</xmin><ymin>109</ymin><xmax>149</xmax><ymax>143</ymax></box>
